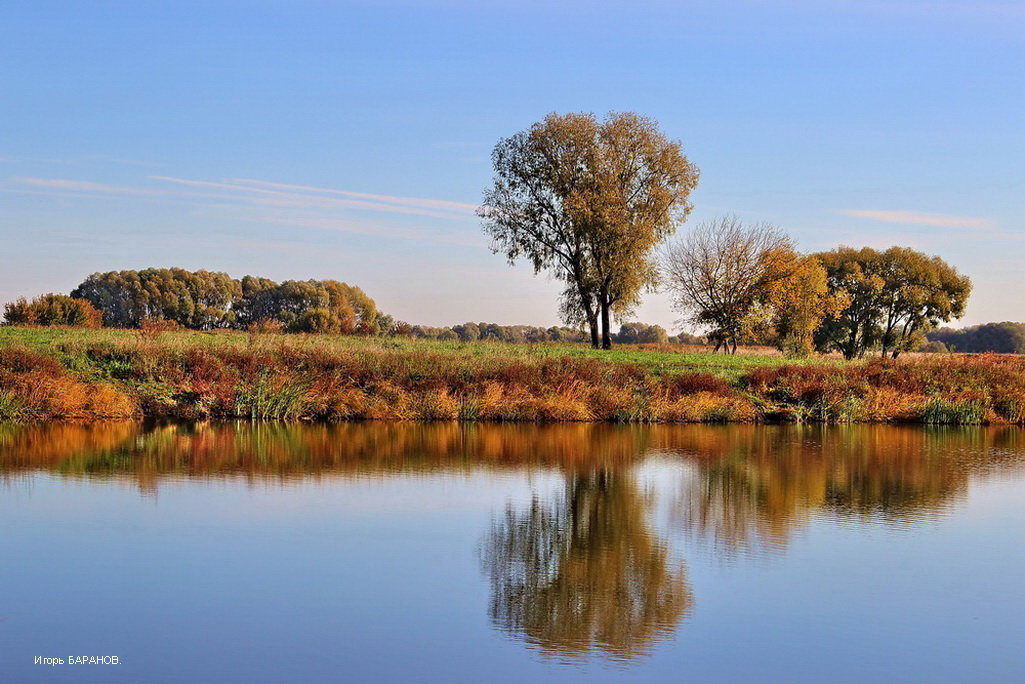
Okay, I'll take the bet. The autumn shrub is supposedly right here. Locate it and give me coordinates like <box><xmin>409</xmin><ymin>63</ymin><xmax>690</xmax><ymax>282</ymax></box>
<box><xmin>3</xmin><ymin>294</ymin><xmax>101</xmax><ymax>327</ymax></box>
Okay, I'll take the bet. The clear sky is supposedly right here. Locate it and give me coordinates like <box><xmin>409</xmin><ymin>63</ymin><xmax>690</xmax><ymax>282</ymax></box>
<box><xmin>2</xmin><ymin>0</ymin><xmax>1022</xmax><ymax>332</ymax></box>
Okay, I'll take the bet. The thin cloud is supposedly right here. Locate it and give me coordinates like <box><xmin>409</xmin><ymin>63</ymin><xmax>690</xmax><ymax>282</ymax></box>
<box><xmin>151</xmin><ymin>175</ymin><xmax>476</xmax><ymax>220</ymax></box>
<box><xmin>840</xmin><ymin>209</ymin><xmax>996</xmax><ymax>230</ymax></box>
<box><xmin>231</xmin><ymin>178</ymin><xmax>478</xmax><ymax>214</ymax></box>
<box><xmin>11</xmin><ymin>177</ymin><xmax>164</xmax><ymax>196</ymax></box>
<box><xmin>3</xmin><ymin>174</ymin><xmax>478</xmax><ymax>222</ymax></box>
<box><xmin>213</xmin><ymin>207</ymin><xmax>486</xmax><ymax>249</ymax></box>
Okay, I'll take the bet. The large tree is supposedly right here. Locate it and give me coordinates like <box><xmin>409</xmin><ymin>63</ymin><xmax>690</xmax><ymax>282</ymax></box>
<box><xmin>480</xmin><ymin>112</ymin><xmax>699</xmax><ymax>348</ymax></box>
<box><xmin>660</xmin><ymin>216</ymin><xmax>794</xmax><ymax>354</ymax></box>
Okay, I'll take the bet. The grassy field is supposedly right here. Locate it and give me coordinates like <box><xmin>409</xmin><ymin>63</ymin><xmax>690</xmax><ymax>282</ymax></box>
<box><xmin>0</xmin><ymin>326</ymin><xmax>834</xmax><ymax>383</ymax></box>
<box><xmin>1</xmin><ymin>326</ymin><xmax>1022</xmax><ymax>425</ymax></box>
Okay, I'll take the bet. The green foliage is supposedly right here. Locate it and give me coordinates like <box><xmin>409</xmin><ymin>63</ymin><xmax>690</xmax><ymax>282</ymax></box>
<box><xmin>922</xmin><ymin>397</ymin><xmax>986</xmax><ymax>425</ymax></box>
<box><xmin>0</xmin><ymin>389</ymin><xmax>30</xmax><ymax>421</ymax></box>
<box><xmin>814</xmin><ymin>247</ymin><xmax>971</xmax><ymax>359</ymax></box>
<box><xmin>234</xmin><ymin>373</ymin><xmax>311</xmax><ymax>420</ymax></box>
<box><xmin>615</xmin><ymin>322</ymin><xmax>669</xmax><ymax>344</ymax></box>
<box><xmin>72</xmin><ymin>268</ymin><xmax>241</xmax><ymax>329</ymax></box>
<box><xmin>289</xmin><ymin>308</ymin><xmax>342</xmax><ymax>334</ymax></box>
<box><xmin>63</xmin><ymin>269</ymin><xmax>381</xmax><ymax>335</ymax></box>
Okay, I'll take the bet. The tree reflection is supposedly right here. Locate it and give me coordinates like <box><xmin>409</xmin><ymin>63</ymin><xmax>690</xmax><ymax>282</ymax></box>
<box><xmin>661</xmin><ymin>425</ymin><xmax>1025</xmax><ymax>554</ymax></box>
<box><xmin>481</xmin><ymin>469</ymin><xmax>692</xmax><ymax>662</ymax></box>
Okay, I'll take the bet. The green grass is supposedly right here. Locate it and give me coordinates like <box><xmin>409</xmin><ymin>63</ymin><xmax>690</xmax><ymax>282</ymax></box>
<box><xmin>0</xmin><ymin>325</ymin><xmax>835</xmax><ymax>384</ymax></box>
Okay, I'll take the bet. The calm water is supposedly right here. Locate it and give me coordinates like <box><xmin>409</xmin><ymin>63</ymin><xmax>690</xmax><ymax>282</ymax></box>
<box><xmin>2</xmin><ymin>422</ymin><xmax>1025</xmax><ymax>682</ymax></box>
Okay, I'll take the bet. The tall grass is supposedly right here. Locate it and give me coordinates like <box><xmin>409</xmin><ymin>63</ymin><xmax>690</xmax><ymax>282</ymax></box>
<box><xmin>1</xmin><ymin>327</ymin><xmax>1023</xmax><ymax>425</ymax></box>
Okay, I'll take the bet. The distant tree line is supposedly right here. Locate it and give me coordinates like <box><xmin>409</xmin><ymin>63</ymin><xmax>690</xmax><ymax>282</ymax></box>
<box><xmin>925</xmin><ymin>322</ymin><xmax>1025</xmax><ymax>354</ymax></box>
<box><xmin>0</xmin><ymin>268</ymin><xmax>384</xmax><ymax>334</ymax></box>
<box><xmin>389</xmin><ymin>320</ymin><xmax>684</xmax><ymax>345</ymax></box>
<box><xmin>4</xmin><ymin>268</ymin><xmax>700</xmax><ymax>345</ymax></box>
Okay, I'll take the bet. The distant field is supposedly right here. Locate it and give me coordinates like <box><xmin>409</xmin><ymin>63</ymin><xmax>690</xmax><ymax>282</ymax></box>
<box><xmin>0</xmin><ymin>325</ymin><xmax>836</xmax><ymax>384</ymax></box>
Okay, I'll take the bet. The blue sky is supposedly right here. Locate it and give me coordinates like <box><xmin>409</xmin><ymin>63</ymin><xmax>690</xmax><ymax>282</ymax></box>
<box><xmin>2</xmin><ymin>0</ymin><xmax>1022</xmax><ymax>331</ymax></box>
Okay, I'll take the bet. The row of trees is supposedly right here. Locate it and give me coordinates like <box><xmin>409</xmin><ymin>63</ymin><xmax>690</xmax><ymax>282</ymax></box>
<box><xmin>392</xmin><ymin>321</ymin><xmax>677</xmax><ymax>345</ymax></box>
<box><xmin>61</xmin><ymin>268</ymin><xmax>382</xmax><ymax>333</ymax></box>
<box><xmin>927</xmin><ymin>322</ymin><xmax>1025</xmax><ymax>354</ymax></box>
<box><xmin>1</xmin><ymin>289</ymin><xmax>695</xmax><ymax>347</ymax></box>
<box><xmin>662</xmin><ymin>217</ymin><xmax>972</xmax><ymax>358</ymax></box>
<box><xmin>480</xmin><ymin>112</ymin><xmax>974</xmax><ymax>356</ymax></box>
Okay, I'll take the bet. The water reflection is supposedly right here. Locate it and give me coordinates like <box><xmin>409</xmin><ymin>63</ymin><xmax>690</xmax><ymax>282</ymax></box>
<box><xmin>654</xmin><ymin>425</ymin><xmax>1025</xmax><ymax>555</ymax></box>
<box><xmin>481</xmin><ymin>470</ymin><xmax>691</xmax><ymax>663</ymax></box>
<box><xmin>1</xmin><ymin>421</ymin><xmax>1023</xmax><ymax>664</ymax></box>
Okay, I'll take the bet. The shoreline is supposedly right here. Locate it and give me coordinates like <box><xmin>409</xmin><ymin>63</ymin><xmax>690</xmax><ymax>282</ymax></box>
<box><xmin>1</xmin><ymin>328</ymin><xmax>1023</xmax><ymax>426</ymax></box>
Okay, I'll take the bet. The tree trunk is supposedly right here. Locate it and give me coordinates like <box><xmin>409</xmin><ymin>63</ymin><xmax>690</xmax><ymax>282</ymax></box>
<box><xmin>588</xmin><ymin>316</ymin><xmax>599</xmax><ymax>349</ymax></box>
<box><xmin>600</xmin><ymin>297</ymin><xmax>612</xmax><ymax>350</ymax></box>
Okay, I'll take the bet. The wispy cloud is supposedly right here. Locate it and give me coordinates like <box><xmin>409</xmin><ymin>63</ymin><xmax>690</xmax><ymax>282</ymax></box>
<box><xmin>2</xmin><ymin>173</ymin><xmax>484</xmax><ymax>248</ymax></box>
<box><xmin>11</xmin><ymin>177</ymin><xmax>164</xmax><ymax>196</ymax></box>
<box><xmin>5</xmin><ymin>174</ymin><xmax>478</xmax><ymax>221</ymax></box>
<box><xmin>149</xmin><ymin>175</ymin><xmax>476</xmax><ymax>219</ymax></box>
<box><xmin>230</xmin><ymin>178</ymin><xmax>478</xmax><ymax>214</ymax></box>
<box><xmin>839</xmin><ymin>209</ymin><xmax>996</xmax><ymax>230</ymax></box>
<box><xmin>220</xmin><ymin>209</ymin><xmax>486</xmax><ymax>248</ymax></box>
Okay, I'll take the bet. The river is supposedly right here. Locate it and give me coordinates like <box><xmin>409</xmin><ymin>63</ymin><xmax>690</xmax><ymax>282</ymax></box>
<box><xmin>1</xmin><ymin>422</ymin><xmax>1024</xmax><ymax>682</ymax></box>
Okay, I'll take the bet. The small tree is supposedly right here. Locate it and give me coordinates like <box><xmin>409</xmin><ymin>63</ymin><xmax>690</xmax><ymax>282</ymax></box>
<box><xmin>754</xmin><ymin>254</ymin><xmax>849</xmax><ymax>357</ymax></box>
<box><xmin>661</xmin><ymin>216</ymin><xmax>793</xmax><ymax>354</ymax></box>
<box><xmin>290</xmin><ymin>308</ymin><xmax>341</xmax><ymax>334</ymax></box>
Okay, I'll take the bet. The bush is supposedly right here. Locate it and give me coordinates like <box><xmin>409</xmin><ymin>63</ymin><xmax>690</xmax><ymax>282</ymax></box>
<box><xmin>3</xmin><ymin>294</ymin><xmax>101</xmax><ymax>327</ymax></box>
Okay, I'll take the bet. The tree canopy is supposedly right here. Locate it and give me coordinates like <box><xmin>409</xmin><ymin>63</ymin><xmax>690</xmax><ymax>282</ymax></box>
<box><xmin>71</xmin><ymin>268</ymin><xmax>241</xmax><ymax>329</ymax></box>
<box><xmin>814</xmin><ymin>247</ymin><xmax>971</xmax><ymax>359</ymax></box>
<box><xmin>64</xmin><ymin>269</ymin><xmax>381</xmax><ymax>334</ymax></box>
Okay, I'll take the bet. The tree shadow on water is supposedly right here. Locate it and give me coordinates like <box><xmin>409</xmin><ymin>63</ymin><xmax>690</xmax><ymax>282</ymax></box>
<box><xmin>480</xmin><ymin>469</ymin><xmax>692</xmax><ymax>664</ymax></box>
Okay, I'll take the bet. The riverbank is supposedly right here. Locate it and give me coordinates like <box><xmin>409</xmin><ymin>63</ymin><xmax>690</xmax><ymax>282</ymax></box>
<box><xmin>0</xmin><ymin>327</ymin><xmax>1022</xmax><ymax>424</ymax></box>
